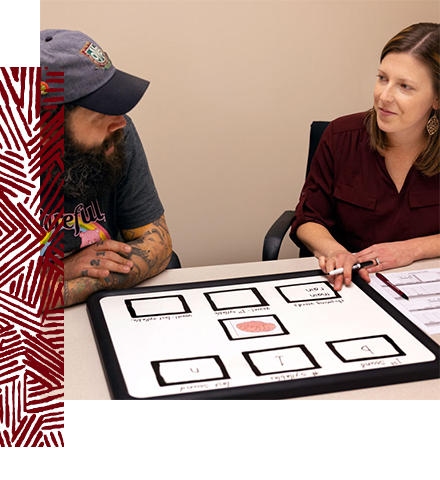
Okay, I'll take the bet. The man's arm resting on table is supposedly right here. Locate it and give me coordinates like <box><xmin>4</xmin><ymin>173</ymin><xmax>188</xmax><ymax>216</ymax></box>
<box><xmin>62</xmin><ymin>215</ymin><xmax>172</xmax><ymax>309</ymax></box>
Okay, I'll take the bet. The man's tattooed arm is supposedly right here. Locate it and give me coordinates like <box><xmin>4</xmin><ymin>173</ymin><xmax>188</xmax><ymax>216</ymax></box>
<box><xmin>115</xmin><ymin>214</ymin><xmax>172</xmax><ymax>288</ymax></box>
<box><xmin>61</xmin><ymin>215</ymin><xmax>172</xmax><ymax>309</ymax></box>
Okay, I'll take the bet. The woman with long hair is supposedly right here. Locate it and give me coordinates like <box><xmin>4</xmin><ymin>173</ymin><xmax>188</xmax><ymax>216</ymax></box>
<box><xmin>290</xmin><ymin>23</ymin><xmax>439</xmax><ymax>291</ymax></box>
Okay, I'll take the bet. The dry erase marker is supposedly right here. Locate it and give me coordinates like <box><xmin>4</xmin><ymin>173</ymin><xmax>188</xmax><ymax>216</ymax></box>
<box><xmin>376</xmin><ymin>272</ymin><xmax>409</xmax><ymax>300</ymax></box>
<box><xmin>327</xmin><ymin>261</ymin><xmax>374</xmax><ymax>276</ymax></box>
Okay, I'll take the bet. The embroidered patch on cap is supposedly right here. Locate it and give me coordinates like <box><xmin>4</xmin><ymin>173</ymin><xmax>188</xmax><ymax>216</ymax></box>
<box><xmin>41</xmin><ymin>81</ymin><xmax>49</xmax><ymax>95</ymax></box>
<box><xmin>79</xmin><ymin>42</ymin><xmax>112</xmax><ymax>70</ymax></box>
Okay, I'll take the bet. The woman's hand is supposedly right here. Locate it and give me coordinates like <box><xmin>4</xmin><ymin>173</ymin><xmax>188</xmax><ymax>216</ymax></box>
<box><xmin>356</xmin><ymin>241</ymin><xmax>417</xmax><ymax>274</ymax></box>
<box><xmin>295</xmin><ymin>223</ymin><xmax>373</xmax><ymax>290</ymax></box>
<box><xmin>318</xmin><ymin>250</ymin><xmax>371</xmax><ymax>291</ymax></box>
<box><xmin>64</xmin><ymin>239</ymin><xmax>134</xmax><ymax>281</ymax></box>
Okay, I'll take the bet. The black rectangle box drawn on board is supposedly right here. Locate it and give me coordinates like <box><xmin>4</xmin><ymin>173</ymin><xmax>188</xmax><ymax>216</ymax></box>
<box><xmin>87</xmin><ymin>269</ymin><xmax>440</xmax><ymax>400</ymax></box>
<box><xmin>204</xmin><ymin>287</ymin><xmax>269</xmax><ymax>311</ymax></box>
<box><xmin>151</xmin><ymin>355</ymin><xmax>230</xmax><ymax>386</ymax></box>
<box><xmin>243</xmin><ymin>344</ymin><xmax>321</xmax><ymax>376</ymax></box>
<box><xmin>327</xmin><ymin>334</ymin><xmax>406</xmax><ymax>363</ymax></box>
<box><xmin>125</xmin><ymin>294</ymin><xmax>191</xmax><ymax>318</ymax></box>
<box><xmin>276</xmin><ymin>281</ymin><xmax>341</xmax><ymax>303</ymax></box>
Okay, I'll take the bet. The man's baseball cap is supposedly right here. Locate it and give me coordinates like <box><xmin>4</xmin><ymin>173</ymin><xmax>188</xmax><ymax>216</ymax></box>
<box><xmin>40</xmin><ymin>29</ymin><xmax>149</xmax><ymax>115</ymax></box>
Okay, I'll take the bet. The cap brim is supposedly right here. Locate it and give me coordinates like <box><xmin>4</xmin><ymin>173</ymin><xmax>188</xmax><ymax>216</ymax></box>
<box><xmin>72</xmin><ymin>69</ymin><xmax>149</xmax><ymax>115</ymax></box>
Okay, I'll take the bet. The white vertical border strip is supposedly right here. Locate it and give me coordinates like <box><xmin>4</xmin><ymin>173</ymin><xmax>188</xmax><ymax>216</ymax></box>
<box><xmin>0</xmin><ymin>1</ymin><xmax>39</xmax><ymax>67</ymax></box>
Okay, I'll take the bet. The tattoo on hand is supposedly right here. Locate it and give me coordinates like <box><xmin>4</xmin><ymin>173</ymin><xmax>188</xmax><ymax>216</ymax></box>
<box><xmin>124</xmin><ymin>229</ymin><xmax>137</xmax><ymax>240</ymax></box>
<box><xmin>81</xmin><ymin>270</ymin><xmax>88</xmax><ymax>276</ymax></box>
<box><xmin>100</xmin><ymin>216</ymin><xmax>171</xmax><ymax>290</ymax></box>
<box><xmin>90</xmin><ymin>259</ymin><xmax>101</xmax><ymax>266</ymax></box>
<box><xmin>96</xmin><ymin>252</ymin><xmax>105</xmax><ymax>257</ymax></box>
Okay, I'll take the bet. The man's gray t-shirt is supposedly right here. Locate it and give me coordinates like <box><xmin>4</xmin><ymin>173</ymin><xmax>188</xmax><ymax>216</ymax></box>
<box><xmin>41</xmin><ymin>115</ymin><xmax>164</xmax><ymax>256</ymax></box>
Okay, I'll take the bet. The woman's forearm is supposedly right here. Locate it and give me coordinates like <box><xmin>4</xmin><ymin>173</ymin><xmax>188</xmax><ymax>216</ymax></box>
<box><xmin>296</xmin><ymin>222</ymin><xmax>348</xmax><ymax>258</ymax></box>
<box><xmin>404</xmin><ymin>234</ymin><xmax>440</xmax><ymax>262</ymax></box>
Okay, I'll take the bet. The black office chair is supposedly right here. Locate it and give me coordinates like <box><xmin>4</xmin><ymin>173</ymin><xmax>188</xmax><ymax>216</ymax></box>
<box><xmin>166</xmin><ymin>250</ymin><xmax>182</xmax><ymax>269</ymax></box>
<box><xmin>262</xmin><ymin>121</ymin><xmax>330</xmax><ymax>261</ymax></box>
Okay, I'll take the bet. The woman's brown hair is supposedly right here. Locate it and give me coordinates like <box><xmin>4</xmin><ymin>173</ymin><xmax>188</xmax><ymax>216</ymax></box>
<box><xmin>365</xmin><ymin>22</ymin><xmax>439</xmax><ymax>177</ymax></box>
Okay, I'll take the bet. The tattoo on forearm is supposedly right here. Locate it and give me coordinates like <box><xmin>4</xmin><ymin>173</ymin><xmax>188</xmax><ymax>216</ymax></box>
<box><xmin>63</xmin><ymin>283</ymin><xmax>70</xmax><ymax>307</ymax></box>
<box><xmin>102</xmin><ymin>217</ymin><xmax>171</xmax><ymax>290</ymax></box>
<box><xmin>124</xmin><ymin>229</ymin><xmax>137</xmax><ymax>240</ymax></box>
<box><xmin>103</xmin><ymin>263</ymin><xmax>142</xmax><ymax>289</ymax></box>
<box><xmin>63</xmin><ymin>277</ymin><xmax>106</xmax><ymax>308</ymax></box>
<box><xmin>153</xmin><ymin>217</ymin><xmax>166</xmax><ymax>228</ymax></box>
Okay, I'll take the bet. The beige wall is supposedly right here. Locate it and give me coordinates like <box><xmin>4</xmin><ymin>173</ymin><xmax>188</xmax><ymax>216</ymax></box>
<box><xmin>41</xmin><ymin>0</ymin><xmax>440</xmax><ymax>268</ymax></box>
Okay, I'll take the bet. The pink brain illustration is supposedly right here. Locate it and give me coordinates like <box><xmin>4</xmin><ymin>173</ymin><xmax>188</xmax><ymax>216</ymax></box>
<box><xmin>236</xmin><ymin>321</ymin><xmax>276</xmax><ymax>333</ymax></box>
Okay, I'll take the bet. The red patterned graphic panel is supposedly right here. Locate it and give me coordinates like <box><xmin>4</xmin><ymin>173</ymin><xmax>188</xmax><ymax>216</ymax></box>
<box><xmin>0</xmin><ymin>67</ymin><xmax>64</xmax><ymax>447</ymax></box>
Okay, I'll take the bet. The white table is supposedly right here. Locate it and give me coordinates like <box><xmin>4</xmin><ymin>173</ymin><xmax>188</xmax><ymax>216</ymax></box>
<box><xmin>64</xmin><ymin>257</ymin><xmax>440</xmax><ymax>400</ymax></box>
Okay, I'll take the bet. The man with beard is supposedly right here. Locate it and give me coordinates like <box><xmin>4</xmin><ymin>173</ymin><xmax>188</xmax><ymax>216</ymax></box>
<box><xmin>40</xmin><ymin>30</ymin><xmax>172</xmax><ymax>309</ymax></box>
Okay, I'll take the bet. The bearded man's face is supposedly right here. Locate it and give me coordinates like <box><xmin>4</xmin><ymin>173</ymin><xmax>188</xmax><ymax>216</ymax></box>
<box><xmin>51</xmin><ymin>106</ymin><xmax>128</xmax><ymax>203</ymax></box>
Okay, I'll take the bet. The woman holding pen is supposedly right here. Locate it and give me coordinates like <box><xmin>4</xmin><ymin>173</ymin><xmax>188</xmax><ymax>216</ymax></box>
<box><xmin>290</xmin><ymin>22</ymin><xmax>439</xmax><ymax>291</ymax></box>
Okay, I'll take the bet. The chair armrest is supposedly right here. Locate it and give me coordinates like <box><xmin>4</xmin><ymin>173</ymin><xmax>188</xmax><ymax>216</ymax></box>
<box><xmin>262</xmin><ymin>210</ymin><xmax>296</xmax><ymax>261</ymax></box>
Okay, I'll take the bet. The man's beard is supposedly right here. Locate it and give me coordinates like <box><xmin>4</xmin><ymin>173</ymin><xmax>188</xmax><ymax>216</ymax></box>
<box><xmin>60</xmin><ymin>124</ymin><xmax>127</xmax><ymax>203</ymax></box>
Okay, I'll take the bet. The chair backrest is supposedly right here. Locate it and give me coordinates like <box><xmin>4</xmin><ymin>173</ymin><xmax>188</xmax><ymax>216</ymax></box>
<box><xmin>299</xmin><ymin>121</ymin><xmax>330</xmax><ymax>258</ymax></box>
<box><xmin>166</xmin><ymin>250</ymin><xmax>182</xmax><ymax>269</ymax></box>
<box><xmin>305</xmin><ymin>121</ymin><xmax>330</xmax><ymax>178</ymax></box>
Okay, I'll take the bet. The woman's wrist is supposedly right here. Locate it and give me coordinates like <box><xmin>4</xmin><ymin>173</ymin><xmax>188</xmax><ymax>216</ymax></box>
<box><xmin>297</xmin><ymin>223</ymin><xmax>349</xmax><ymax>259</ymax></box>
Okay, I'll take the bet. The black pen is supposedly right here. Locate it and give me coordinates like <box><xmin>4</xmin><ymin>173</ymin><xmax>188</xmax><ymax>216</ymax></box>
<box><xmin>376</xmin><ymin>272</ymin><xmax>409</xmax><ymax>300</ymax></box>
<box><xmin>327</xmin><ymin>261</ymin><xmax>375</xmax><ymax>276</ymax></box>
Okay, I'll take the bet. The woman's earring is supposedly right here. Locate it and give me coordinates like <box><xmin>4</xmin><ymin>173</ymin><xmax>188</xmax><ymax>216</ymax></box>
<box><xmin>427</xmin><ymin>113</ymin><xmax>439</xmax><ymax>136</ymax></box>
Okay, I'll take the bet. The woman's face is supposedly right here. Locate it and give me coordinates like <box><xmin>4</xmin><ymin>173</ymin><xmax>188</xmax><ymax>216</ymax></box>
<box><xmin>374</xmin><ymin>52</ymin><xmax>439</xmax><ymax>141</ymax></box>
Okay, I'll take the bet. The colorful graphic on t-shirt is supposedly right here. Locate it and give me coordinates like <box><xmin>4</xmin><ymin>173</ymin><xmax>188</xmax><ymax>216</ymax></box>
<box><xmin>40</xmin><ymin>199</ymin><xmax>111</xmax><ymax>254</ymax></box>
<box><xmin>40</xmin><ymin>221</ymin><xmax>61</xmax><ymax>256</ymax></box>
<box><xmin>64</xmin><ymin>219</ymin><xmax>110</xmax><ymax>248</ymax></box>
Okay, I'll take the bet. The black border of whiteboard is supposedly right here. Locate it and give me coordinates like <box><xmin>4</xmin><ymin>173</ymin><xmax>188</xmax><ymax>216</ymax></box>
<box><xmin>86</xmin><ymin>269</ymin><xmax>440</xmax><ymax>400</ymax></box>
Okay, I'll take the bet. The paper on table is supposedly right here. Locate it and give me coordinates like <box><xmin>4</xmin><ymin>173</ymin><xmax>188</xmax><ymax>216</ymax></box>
<box><xmin>369</xmin><ymin>269</ymin><xmax>440</xmax><ymax>335</ymax></box>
